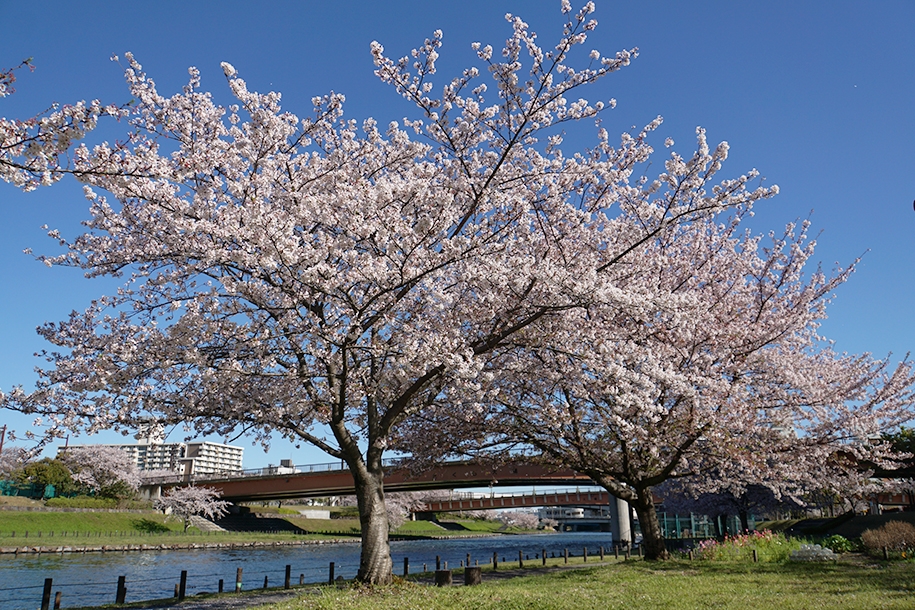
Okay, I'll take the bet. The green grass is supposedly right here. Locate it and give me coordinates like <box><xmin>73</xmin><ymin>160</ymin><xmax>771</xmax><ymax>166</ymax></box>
<box><xmin>444</xmin><ymin>519</ymin><xmax>505</xmax><ymax>533</ymax></box>
<box><xmin>0</xmin><ymin>511</ymin><xmax>184</xmax><ymax>535</ymax></box>
<box><xmin>249</xmin><ymin>558</ymin><xmax>915</xmax><ymax>610</ymax></box>
<box><xmin>287</xmin><ymin>517</ymin><xmax>362</xmax><ymax>535</ymax></box>
<box><xmin>392</xmin><ymin>520</ymin><xmax>449</xmax><ymax>535</ymax></box>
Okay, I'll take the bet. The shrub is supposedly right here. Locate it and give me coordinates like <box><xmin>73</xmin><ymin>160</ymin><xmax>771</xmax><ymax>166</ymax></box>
<box><xmin>821</xmin><ymin>534</ymin><xmax>856</xmax><ymax>554</ymax></box>
<box><xmin>694</xmin><ymin>530</ymin><xmax>803</xmax><ymax>563</ymax></box>
<box><xmin>861</xmin><ymin>520</ymin><xmax>915</xmax><ymax>555</ymax></box>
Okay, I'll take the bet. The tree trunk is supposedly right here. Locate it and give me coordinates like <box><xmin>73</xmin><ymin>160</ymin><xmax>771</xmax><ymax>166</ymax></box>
<box><xmin>712</xmin><ymin>514</ymin><xmax>724</xmax><ymax>538</ymax></box>
<box><xmin>632</xmin><ymin>487</ymin><xmax>669</xmax><ymax>560</ymax></box>
<box><xmin>352</xmin><ymin>466</ymin><xmax>393</xmax><ymax>584</ymax></box>
<box><xmin>738</xmin><ymin>509</ymin><xmax>750</xmax><ymax>533</ymax></box>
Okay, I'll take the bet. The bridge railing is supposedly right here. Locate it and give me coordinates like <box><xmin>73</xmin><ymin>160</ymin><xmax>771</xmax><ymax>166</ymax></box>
<box><xmin>433</xmin><ymin>487</ymin><xmax>604</xmax><ymax>501</ymax></box>
<box><xmin>139</xmin><ymin>457</ymin><xmax>413</xmax><ymax>486</ymax></box>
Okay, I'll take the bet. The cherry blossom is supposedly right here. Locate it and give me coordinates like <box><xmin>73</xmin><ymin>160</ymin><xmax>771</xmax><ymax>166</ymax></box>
<box><xmin>155</xmin><ymin>485</ymin><xmax>229</xmax><ymax>532</ymax></box>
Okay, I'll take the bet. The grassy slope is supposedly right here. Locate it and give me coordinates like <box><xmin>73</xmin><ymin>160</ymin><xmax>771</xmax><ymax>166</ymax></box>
<box><xmin>0</xmin><ymin>511</ymin><xmax>182</xmax><ymax>534</ymax></box>
<box><xmin>254</xmin><ymin>559</ymin><xmax>915</xmax><ymax>610</ymax></box>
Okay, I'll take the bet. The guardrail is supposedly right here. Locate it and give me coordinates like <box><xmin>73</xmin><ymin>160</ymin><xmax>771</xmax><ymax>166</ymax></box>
<box><xmin>140</xmin><ymin>457</ymin><xmax>413</xmax><ymax>486</ymax></box>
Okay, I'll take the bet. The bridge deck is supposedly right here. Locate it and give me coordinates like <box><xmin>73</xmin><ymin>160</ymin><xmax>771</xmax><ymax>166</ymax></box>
<box><xmin>149</xmin><ymin>461</ymin><xmax>595</xmax><ymax>502</ymax></box>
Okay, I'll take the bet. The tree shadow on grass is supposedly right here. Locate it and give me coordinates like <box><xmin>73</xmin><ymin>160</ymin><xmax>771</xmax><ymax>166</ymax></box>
<box><xmin>131</xmin><ymin>518</ymin><xmax>171</xmax><ymax>533</ymax></box>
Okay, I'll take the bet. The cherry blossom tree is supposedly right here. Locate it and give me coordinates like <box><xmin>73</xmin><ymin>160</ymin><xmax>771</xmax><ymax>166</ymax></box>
<box><xmin>2</xmin><ymin>4</ymin><xmax>783</xmax><ymax>582</ymax></box>
<box><xmin>498</xmin><ymin>510</ymin><xmax>540</xmax><ymax>530</ymax></box>
<box><xmin>408</xmin><ymin>208</ymin><xmax>915</xmax><ymax>560</ymax></box>
<box><xmin>58</xmin><ymin>445</ymin><xmax>141</xmax><ymax>500</ymax></box>
<box><xmin>155</xmin><ymin>485</ymin><xmax>229</xmax><ymax>532</ymax></box>
<box><xmin>660</xmin><ymin>479</ymin><xmax>799</xmax><ymax>535</ymax></box>
<box><xmin>0</xmin><ymin>446</ymin><xmax>30</xmax><ymax>479</ymax></box>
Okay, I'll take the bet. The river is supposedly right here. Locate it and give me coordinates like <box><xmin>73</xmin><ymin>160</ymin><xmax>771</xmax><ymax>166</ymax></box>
<box><xmin>0</xmin><ymin>532</ymin><xmax>618</xmax><ymax>609</ymax></box>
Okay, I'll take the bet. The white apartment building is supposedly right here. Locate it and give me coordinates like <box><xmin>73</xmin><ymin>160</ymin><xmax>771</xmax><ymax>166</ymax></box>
<box><xmin>58</xmin><ymin>440</ymin><xmax>244</xmax><ymax>476</ymax></box>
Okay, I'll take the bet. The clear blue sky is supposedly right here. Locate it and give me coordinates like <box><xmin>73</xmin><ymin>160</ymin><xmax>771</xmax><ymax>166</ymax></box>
<box><xmin>1</xmin><ymin>1</ymin><xmax>913</xmax><ymax>468</ymax></box>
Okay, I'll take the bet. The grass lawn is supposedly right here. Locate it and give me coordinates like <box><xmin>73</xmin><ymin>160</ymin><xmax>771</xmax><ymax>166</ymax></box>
<box><xmin>252</xmin><ymin>558</ymin><xmax>915</xmax><ymax>610</ymax></box>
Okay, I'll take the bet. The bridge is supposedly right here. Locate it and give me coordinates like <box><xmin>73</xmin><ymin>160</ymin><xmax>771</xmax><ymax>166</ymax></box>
<box><xmin>420</xmin><ymin>488</ymin><xmax>612</xmax><ymax>512</ymax></box>
<box><xmin>142</xmin><ymin>459</ymin><xmax>594</xmax><ymax>503</ymax></box>
<box><xmin>140</xmin><ymin>459</ymin><xmax>637</xmax><ymax>543</ymax></box>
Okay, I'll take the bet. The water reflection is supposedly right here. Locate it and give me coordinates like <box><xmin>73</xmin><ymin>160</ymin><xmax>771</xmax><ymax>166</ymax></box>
<box><xmin>0</xmin><ymin>533</ymin><xmax>615</xmax><ymax>609</ymax></box>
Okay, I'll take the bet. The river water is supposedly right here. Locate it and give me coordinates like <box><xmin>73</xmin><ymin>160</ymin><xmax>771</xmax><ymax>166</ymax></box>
<box><xmin>0</xmin><ymin>532</ymin><xmax>617</xmax><ymax>609</ymax></box>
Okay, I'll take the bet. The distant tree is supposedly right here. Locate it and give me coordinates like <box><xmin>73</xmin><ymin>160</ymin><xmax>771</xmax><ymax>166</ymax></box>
<box><xmin>883</xmin><ymin>427</ymin><xmax>915</xmax><ymax>468</ymax></box>
<box><xmin>0</xmin><ymin>446</ymin><xmax>30</xmax><ymax>478</ymax></box>
<box><xmin>154</xmin><ymin>485</ymin><xmax>229</xmax><ymax>532</ymax></box>
<box><xmin>498</xmin><ymin>511</ymin><xmax>540</xmax><ymax>530</ymax></box>
<box><xmin>661</xmin><ymin>480</ymin><xmax>801</xmax><ymax>535</ymax></box>
<box><xmin>464</xmin><ymin>509</ymin><xmax>498</xmax><ymax>521</ymax></box>
<box><xmin>13</xmin><ymin>458</ymin><xmax>74</xmax><ymax>495</ymax></box>
<box><xmin>59</xmin><ymin>446</ymin><xmax>141</xmax><ymax>500</ymax></box>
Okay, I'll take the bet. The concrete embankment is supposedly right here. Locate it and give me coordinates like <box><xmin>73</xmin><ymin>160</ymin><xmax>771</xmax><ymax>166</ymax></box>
<box><xmin>0</xmin><ymin>537</ymin><xmax>360</xmax><ymax>555</ymax></box>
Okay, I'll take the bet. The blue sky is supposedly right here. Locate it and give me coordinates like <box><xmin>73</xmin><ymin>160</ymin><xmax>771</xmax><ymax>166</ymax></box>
<box><xmin>1</xmin><ymin>1</ymin><xmax>913</xmax><ymax>468</ymax></box>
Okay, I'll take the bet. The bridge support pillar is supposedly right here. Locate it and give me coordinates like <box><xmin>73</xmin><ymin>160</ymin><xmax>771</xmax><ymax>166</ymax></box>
<box><xmin>609</xmin><ymin>496</ymin><xmax>631</xmax><ymax>546</ymax></box>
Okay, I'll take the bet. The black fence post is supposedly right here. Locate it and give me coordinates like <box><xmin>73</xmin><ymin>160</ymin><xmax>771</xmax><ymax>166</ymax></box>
<box><xmin>493</xmin><ymin>551</ymin><xmax>498</xmax><ymax>571</ymax></box>
<box><xmin>178</xmin><ymin>570</ymin><xmax>187</xmax><ymax>601</ymax></box>
<box><xmin>600</xmin><ymin>546</ymin><xmax>605</xmax><ymax>561</ymax></box>
<box><xmin>518</xmin><ymin>549</ymin><xmax>523</xmax><ymax>568</ymax></box>
<box><xmin>328</xmin><ymin>562</ymin><xmax>335</xmax><ymax>585</ymax></box>
<box><xmin>41</xmin><ymin>578</ymin><xmax>52</xmax><ymax>610</ymax></box>
<box><xmin>583</xmin><ymin>547</ymin><xmax>588</xmax><ymax>563</ymax></box>
<box><xmin>403</xmin><ymin>556</ymin><xmax>409</xmax><ymax>577</ymax></box>
<box><xmin>218</xmin><ymin>579</ymin><xmax>224</xmax><ymax>593</ymax></box>
<box><xmin>542</xmin><ymin>548</ymin><xmax>546</xmax><ymax>566</ymax></box>
<box><xmin>116</xmin><ymin>575</ymin><xmax>127</xmax><ymax>604</ymax></box>
<box><xmin>263</xmin><ymin>575</ymin><xmax>268</xmax><ymax>589</ymax></box>
<box><xmin>564</xmin><ymin>548</ymin><xmax>568</xmax><ymax>564</ymax></box>
<box><xmin>436</xmin><ymin>555</ymin><xmax>441</xmax><ymax>570</ymax></box>
<box><xmin>285</xmin><ymin>564</ymin><xmax>291</xmax><ymax>589</ymax></box>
